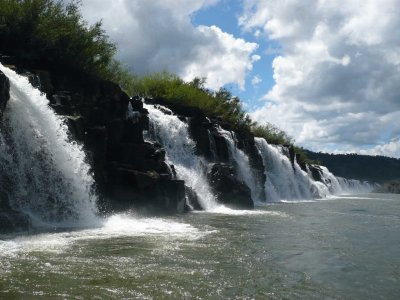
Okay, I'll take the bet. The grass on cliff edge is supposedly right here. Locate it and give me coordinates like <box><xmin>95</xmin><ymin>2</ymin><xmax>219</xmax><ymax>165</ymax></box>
<box><xmin>126</xmin><ymin>72</ymin><xmax>313</xmax><ymax>164</ymax></box>
<box><xmin>0</xmin><ymin>0</ymin><xmax>311</xmax><ymax>164</ymax></box>
<box><xmin>127</xmin><ymin>72</ymin><xmax>255</xmax><ymax>131</ymax></box>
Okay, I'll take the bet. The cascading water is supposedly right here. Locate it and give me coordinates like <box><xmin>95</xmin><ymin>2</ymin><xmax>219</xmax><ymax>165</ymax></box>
<box><xmin>207</xmin><ymin>129</ymin><xmax>218</xmax><ymax>161</ymax></box>
<box><xmin>317</xmin><ymin>165</ymin><xmax>344</xmax><ymax>194</ymax></box>
<box><xmin>0</xmin><ymin>64</ymin><xmax>98</xmax><ymax>226</ymax></box>
<box><xmin>318</xmin><ymin>166</ymin><xmax>373</xmax><ymax>194</ymax></box>
<box><xmin>255</xmin><ymin>138</ymin><xmax>330</xmax><ymax>202</ymax></box>
<box><xmin>144</xmin><ymin>103</ymin><xmax>219</xmax><ymax>210</ymax></box>
<box><xmin>143</xmin><ymin>102</ymin><xmax>373</xmax><ymax>206</ymax></box>
<box><xmin>217</xmin><ymin>128</ymin><xmax>263</xmax><ymax>203</ymax></box>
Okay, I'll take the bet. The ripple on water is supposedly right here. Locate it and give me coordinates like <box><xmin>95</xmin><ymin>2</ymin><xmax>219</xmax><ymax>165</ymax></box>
<box><xmin>194</xmin><ymin>205</ymin><xmax>290</xmax><ymax>217</ymax></box>
<box><xmin>0</xmin><ymin>213</ymin><xmax>213</xmax><ymax>260</ymax></box>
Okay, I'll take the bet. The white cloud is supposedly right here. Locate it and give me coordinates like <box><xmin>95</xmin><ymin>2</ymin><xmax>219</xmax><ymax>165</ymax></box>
<box><xmin>251</xmin><ymin>75</ymin><xmax>262</xmax><ymax>87</ymax></box>
<box><xmin>359</xmin><ymin>138</ymin><xmax>400</xmax><ymax>158</ymax></box>
<box><xmin>80</xmin><ymin>0</ymin><xmax>258</xmax><ymax>90</ymax></box>
<box><xmin>241</xmin><ymin>0</ymin><xmax>400</xmax><ymax>157</ymax></box>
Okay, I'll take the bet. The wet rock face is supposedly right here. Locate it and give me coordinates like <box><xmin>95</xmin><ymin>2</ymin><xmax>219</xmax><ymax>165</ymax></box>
<box><xmin>0</xmin><ymin>210</ymin><xmax>31</xmax><ymax>234</ymax></box>
<box><xmin>185</xmin><ymin>185</ymin><xmax>202</xmax><ymax>211</ymax></box>
<box><xmin>106</xmin><ymin>166</ymin><xmax>186</xmax><ymax>214</ymax></box>
<box><xmin>1</xmin><ymin>56</ymin><xmax>268</xmax><ymax>215</ymax></box>
<box><xmin>2</xmin><ymin>62</ymin><xmax>187</xmax><ymax>215</ymax></box>
<box><xmin>0</xmin><ymin>70</ymin><xmax>10</xmax><ymax>115</ymax></box>
<box><xmin>208</xmin><ymin>163</ymin><xmax>254</xmax><ymax>209</ymax></box>
<box><xmin>143</xmin><ymin>96</ymin><xmax>266</xmax><ymax>206</ymax></box>
<box><xmin>0</xmin><ymin>189</ymin><xmax>30</xmax><ymax>233</ymax></box>
<box><xmin>235</xmin><ymin>133</ymin><xmax>266</xmax><ymax>202</ymax></box>
<box><xmin>309</xmin><ymin>165</ymin><xmax>323</xmax><ymax>182</ymax></box>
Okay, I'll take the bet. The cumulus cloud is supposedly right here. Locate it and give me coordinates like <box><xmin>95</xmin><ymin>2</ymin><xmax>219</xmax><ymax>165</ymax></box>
<box><xmin>80</xmin><ymin>0</ymin><xmax>258</xmax><ymax>90</ymax></box>
<box><xmin>359</xmin><ymin>138</ymin><xmax>400</xmax><ymax>158</ymax></box>
<box><xmin>240</xmin><ymin>0</ymin><xmax>400</xmax><ymax>157</ymax></box>
<box><xmin>251</xmin><ymin>75</ymin><xmax>262</xmax><ymax>87</ymax></box>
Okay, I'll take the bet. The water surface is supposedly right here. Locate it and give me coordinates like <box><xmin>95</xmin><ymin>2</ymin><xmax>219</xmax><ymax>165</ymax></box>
<box><xmin>1</xmin><ymin>193</ymin><xmax>399</xmax><ymax>299</ymax></box>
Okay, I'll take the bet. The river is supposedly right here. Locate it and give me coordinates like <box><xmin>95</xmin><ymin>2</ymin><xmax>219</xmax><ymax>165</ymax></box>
<box><xmin>1</xmin><ymin>193</ymin><xmax>399</xmax><ymax>299</ymax></box>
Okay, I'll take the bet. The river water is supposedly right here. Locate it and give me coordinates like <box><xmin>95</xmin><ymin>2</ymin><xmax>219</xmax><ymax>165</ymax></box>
<box><xmin>1</xmin><ymin>193</ymin><xmax>399</xmax><ymax>299</ymax></box>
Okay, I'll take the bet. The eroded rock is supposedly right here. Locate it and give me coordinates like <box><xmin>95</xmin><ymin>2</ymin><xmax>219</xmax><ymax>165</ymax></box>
<box><xmin>208</xmin><ymin>163</ymin><xmax>254</xmax><ymax>209</ymax></box>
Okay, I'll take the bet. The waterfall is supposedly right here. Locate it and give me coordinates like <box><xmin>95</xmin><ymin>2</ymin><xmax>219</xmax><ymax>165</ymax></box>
<box><xmin>144</xmin><ymin>103</ymin><xmax>218</xmax><ymax>210</ymax></box>
<box><xmin>255</xmin><ymin>138</ymin><xmax>330</xmax><ymax>202</ymax></box>
<box><xmin>218</xmin><ymin>128</ymin><xmax>262</xmax><ymax>203</ymax></box>
<box><xmin>207</xmin><ymin>129</ymin><xmax>218</xmax><ymax>161</ymax></box>
<box><xmin>0</xmin><ymin>64</ymin><xmax>98</xmax><ymax>226</ymax></box>
<box><xmin>319</xmin><ymin>166</ymin><xmax>373</xmax><ymax>194</ymax></box>
<box><xmin>256</xmin><ymin>138</ymin><xmax>374</xmax><ymax>201</ymax></box>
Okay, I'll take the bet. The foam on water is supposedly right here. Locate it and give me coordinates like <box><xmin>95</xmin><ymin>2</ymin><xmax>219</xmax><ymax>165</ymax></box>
<box><xmin>0</xmin><ymin>214</ymin><xmax>208</xmax><ymax>259</ymax></box>
<box><xmin>193</xmin><ymin>205</ymin><xmax>289</xmax><ymax>217</ymax></box>
<box><xmin>99</xmin><ymin>214</ymin><xmax>203</xmax><ymax>237</ymax></box>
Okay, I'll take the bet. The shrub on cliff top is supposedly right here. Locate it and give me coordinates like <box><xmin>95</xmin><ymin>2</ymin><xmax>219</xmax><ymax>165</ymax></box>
<box><xmin>251</xmin><ymin>123</ymin><xmax>293</xmax><ymax>146</ymax></box>
<box><xmin>0</xmin><ymin>0</ymin><xmax>311</xmax><ymax>163</ymax></box>
<box><xmin>0</xmin><ymin>0</ymin><xmax>123</xmax><ymax>80</ymax></box>
<box><xmin>129</xmin><ymin>72</ymin><xmax>254</xmax><ymax>131</ymax></box>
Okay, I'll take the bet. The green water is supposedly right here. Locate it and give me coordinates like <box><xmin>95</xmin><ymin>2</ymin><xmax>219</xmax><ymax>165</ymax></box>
<box><xmin>1</xmin><ymin>193</ymin><xmax>400</xmax><ymax>299</ymax></box>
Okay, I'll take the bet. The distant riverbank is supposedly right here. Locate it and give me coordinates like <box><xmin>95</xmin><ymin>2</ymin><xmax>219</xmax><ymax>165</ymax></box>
<box><xmin>375</xmin><ymin>181</ymin><xmax>400</xmax><ymax>194</ymax></box>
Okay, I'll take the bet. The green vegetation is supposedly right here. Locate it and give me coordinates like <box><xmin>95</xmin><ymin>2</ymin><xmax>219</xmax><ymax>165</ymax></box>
<box><xmin>127</xmin><ymin>72</ymin><xmax>254</xmax><ymax>131</ymax></box>
<box><xmin>305</xmin><ymin>151</ymin><xmax>400</xmax><ymax>182</ymax></box>
<box><xmin>250</xmin><ymin>123</ymin><xmax>293</xmax><ymax>146</ymax></box>
<box><xmin>293</xmin><ymin>146</ymin><xmax>320</xmax><ymax>165</ymax></box>
<box><xmin>127</xmin><ymin>72</ymin><xmax>313</xmax><ymax>165</ymax></box>
<box><xmin>0</xmin><ymin>0</ymin><xmax>125</xmax><ymax>80</ymax></box>
<box><xmin>0</xmin><ymin>0</ymin><xmax>312</xmax><ymax>164</ymax></box>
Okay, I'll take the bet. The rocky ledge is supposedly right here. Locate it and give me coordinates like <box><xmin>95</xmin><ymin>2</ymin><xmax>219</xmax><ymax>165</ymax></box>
<box><xmin>0</xmin><ymin>56</ymin><xmax>331</xmax><ymax>216</ymax></box>
<box><xmin>0</xmin><ymin>58</ymin><xmax>186</xmax><ymax>215</ymax></box>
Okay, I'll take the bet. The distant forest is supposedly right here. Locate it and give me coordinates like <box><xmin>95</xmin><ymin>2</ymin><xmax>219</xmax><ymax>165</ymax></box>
<box><xmin>305</xmin><ymin>151</ymin><xmax>400</xmax><ymax>183</ymax></box>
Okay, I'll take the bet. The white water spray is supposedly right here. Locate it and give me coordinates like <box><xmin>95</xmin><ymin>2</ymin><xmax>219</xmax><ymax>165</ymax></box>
<box><xmin>256</xmin><ymin>138</ymin><xmax>373</xmax><ymax>201</ymax></box>
<box><xmin>218</xmin><ymin>128</ymin><xmax>262</xmax><ymax>202</ymax></box>
<box><xmin>0</xmin><ymin>64</ymin><xmax>98</xmax><ymax>226</ymax></box>
<box><xmin>318</xmin><ymin>166</ymin><xmax>373</xmax><ymax>194</ymax></box>
<box><xmin>144</xmin><ymin>103</ymin><xmax>219</xmax><ymax>210</ymax></box>
<box><xmin>255</xmin><ymin>138</ymin><xmax>331</xmax><ymax>201</ymax></box>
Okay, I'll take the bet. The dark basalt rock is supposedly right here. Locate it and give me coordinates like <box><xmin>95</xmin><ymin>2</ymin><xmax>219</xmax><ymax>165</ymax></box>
<box><xmin>107</xmin><ymin>164</ymin><xmax>185</xmax><ymax>214</ymax></box>
<box><xmin>235</xmin><ymin>132</ymin><xmax>266</xmax><ymax>202</ymax></box>
<box><xmin>185</xmin><ymin>185</ymin><xmax>202</xmax><ymax>211</ymax></box>
<box><xmin>309</xmin><ymin>165</ymin><xmax>323</xmax><ymax>182</ymax></box>
<box><xmin>0</xmin><ymin>70</ymin><xmax>10</xmax><ymax>115</ymax></box>
<box><xmin>297</xmin><ymin>157</ymin><xmax>308</xmax><ymax>172</ymax></box>
<box><xmin>0</xmin><ymin>55</ymin><xmax>190</xmax><ymax>215</ymax></box>
<box><xmin>0</xmin><ymin>55</ymin><xmax>269</xmax><ymax>216</ymax></box>
<box><xmin>107</xmin><ymin>142</ymin><xmax>172</xmax><ymax>175</ymax></box>
<box><xmin>208</xmin><ymin>127</ymin><xmax>230</xmax><ymax>162</ymax></box>
<box><xmin>208</xmin><ymin>163</ymin><xmax>254</xmax><ymax>209</ymax></box>
<box><xmin>0</xmin><ymin>210</ymin><xmax>31</xmax><ymax>234</ymax></box>
<box><xmin>285</xmin><ymin>146</ymin><xmax>308</xmax><ymax>172</ymax></box>
<box><xmin>143</xmin><ymin>96</ymin><xmax>265</xmax><ymax>203</ymax></box>
<box><xmin>189</xmin><ymin>122</ymin><xmax>231</xmax><ymax>162</ymax></box>
<box><xmin>288</xmin><ymin>145</ymin><xmax>296</xmax><ymax>170</ymax></box>
<box><xmin>0</xmin><ymin>191</ymin><xmax>11</xmax><ymax>211</ymax></box>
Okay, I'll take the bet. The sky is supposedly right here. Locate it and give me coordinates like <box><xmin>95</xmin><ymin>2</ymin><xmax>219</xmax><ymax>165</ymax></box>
<box><xmin>80</xmin><ymin>0</ymin><xmax>400</xmax><ymax>158</ymax></box>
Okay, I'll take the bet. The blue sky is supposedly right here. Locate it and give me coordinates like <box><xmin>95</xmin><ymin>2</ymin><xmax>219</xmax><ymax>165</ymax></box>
<box><xmin>192</xmin><ymin>0</ymin><xmax>276</xmax><ymax>111</ymax></box>
<box><xmin>81</xmin><ymin>0</ymin><xmax>400</xmax><ymax>158</ymax></box>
